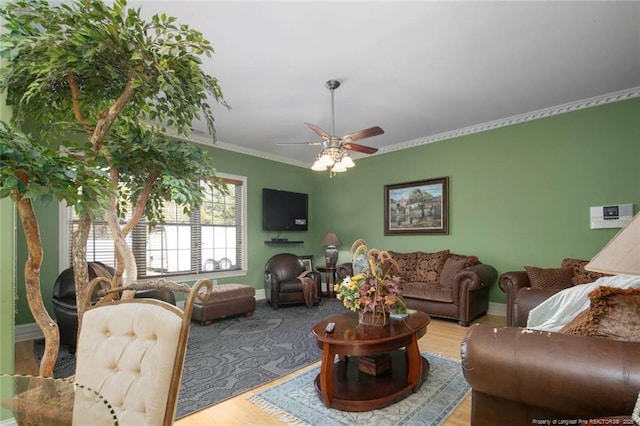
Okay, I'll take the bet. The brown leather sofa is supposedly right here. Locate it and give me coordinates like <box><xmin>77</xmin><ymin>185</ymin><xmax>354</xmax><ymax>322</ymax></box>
<box><xmin>337</xmin><ymin>250</ymin><xmax>497</xmax><ymax>326</ymax></box>
<box><xmin>499</xmin><ymin>258</ymin><xmax>610</xmax><ymax>327</ymax></box>
<box><xmin>461</xmin><ymin>324</ymin><xmax>640</xmax><ymax>424</ymax></box>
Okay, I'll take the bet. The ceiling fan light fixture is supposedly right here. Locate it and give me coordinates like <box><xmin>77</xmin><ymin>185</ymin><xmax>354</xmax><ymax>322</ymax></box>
<box><xmin>320</xmin><ymin>152</ymin><xmax>335</xmax><ymax>167</ymax></box>
<box><xmin>331</xmin><ymin>162</ymin><xmax>347</xmax><ymax>173</ymax></box>
<box><xmin>339</xmin><ymin>154</ymin><xmax>355</xmax><ymax>168</ymax></box>
<box><xmin>311</xmin><ymin>158</ymin><xmax>327</xmax><ymax>171</ymax></box>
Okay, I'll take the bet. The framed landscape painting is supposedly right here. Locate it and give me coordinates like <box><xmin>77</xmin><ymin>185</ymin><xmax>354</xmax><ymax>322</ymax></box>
<box><xmin>384</xmin><ymin>177</ymin><xmax>449</xmax><ymax>235</ymax></box>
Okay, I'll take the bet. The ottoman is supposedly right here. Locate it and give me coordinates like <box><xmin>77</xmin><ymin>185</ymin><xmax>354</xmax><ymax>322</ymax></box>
<box><xmin>192</xmin><ymin>283</ymin><xmax>256</xmax><ymax>326</ymax></box>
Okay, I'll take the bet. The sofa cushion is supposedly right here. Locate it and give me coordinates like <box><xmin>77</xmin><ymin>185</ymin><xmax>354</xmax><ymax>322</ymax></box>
<box><xmin>388</xmin><ymin>251</ymin><xmax>418</xmax><ymax>281</ymax></box>
<box><xmin>440</xmin><ymin>256</ymin><xmax>468</xmax><ymax>289</ymax></box>
<box><xmin>561</xmin><ymin>257</ymin><xmax>612</xmax><ymax>285</ymax></box>
<box><xmin>524</xmin><ymin>266</ymin><xmax>573</xmax><ymax>290</ymax></box>
<box><xmin>403</xmin><ymin>281</ymin><xmax>454</xmax><ymax>303</ymax></box>
<box><xmin>413</xmin><ymin>250</ymin><xmax>450</xmax><ymax>282</ymax></box>
<box><xmin>448</xmin><ymin>253</ymin><xmax>479</xmax><ymax>268</ymax></box>
<box><xmin>559</xmin><ymin>286</ymin><xmax>640</xmax><ymax>341</ymax></box>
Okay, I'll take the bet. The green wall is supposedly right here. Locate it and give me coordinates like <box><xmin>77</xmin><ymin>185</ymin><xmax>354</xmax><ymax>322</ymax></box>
<box><xmin>13</xmin><ymin>96</ymin><xmax>640</xmax><ymax>323</ymax></box>
<box><xmin>313</xmin><ymin>97</ymin><xmax>640</xmax><ymax>303</ymax></box>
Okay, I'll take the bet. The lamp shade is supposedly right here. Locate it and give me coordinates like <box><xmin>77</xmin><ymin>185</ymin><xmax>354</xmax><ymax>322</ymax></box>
<box><xmin>320</xmin><ymin>232</ymin><xmax>342</xmax><ymax>247</ymax></box>
<box><xmin>585</xmin><ymin>211</ymin><xmax>640</xmax><ymax>275</ymax></box>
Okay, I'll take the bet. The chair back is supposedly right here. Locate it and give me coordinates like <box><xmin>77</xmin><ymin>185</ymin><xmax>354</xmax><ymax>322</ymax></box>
<box><xmin>265</xmin><ymin>253</ymin><xmax>305</xmax><ymax>281</ymax></box>
<box><xmin>73</xmin><ymin>278</ymin><xmax>211</xmax><ymax>425</ymax></box>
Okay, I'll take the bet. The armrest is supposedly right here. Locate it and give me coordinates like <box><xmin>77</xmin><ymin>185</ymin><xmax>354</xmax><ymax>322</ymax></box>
<box><xmin>499</xmin><ymin>271</ymin><xmax>531</xmax><ymax>326</ymax></box>
<box><xmin>498</xmin><ymin>270</ymin><xmax>531</xmax><ymax>294</ymax></box>
<box><xmin>336</xmin><ymin>262</ymin><xmax>353</xmax><ymax>280</ymax></box>
<box><xmin>454</xmin><ymin>264</ymin><xmax>497</xmax><ymax>291</ymax></box>
<box><xmin>461</xmin><ymin>324</ymin><xmax>640</xmax><ymax>418</ymax></box>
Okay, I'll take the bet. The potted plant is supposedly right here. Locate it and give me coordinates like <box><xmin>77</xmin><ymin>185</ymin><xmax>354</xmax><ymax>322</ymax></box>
<box><xmin>0</xmin><ymin>0</ymin><xmax>228</xmax><ymax>375</ymax></box>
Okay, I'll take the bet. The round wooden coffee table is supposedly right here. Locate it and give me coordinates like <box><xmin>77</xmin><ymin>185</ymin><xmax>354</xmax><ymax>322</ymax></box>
<box><xmin>311</xmin><ymin>310</ymin><xmax>431</xmax><ymax>412</ymax></box>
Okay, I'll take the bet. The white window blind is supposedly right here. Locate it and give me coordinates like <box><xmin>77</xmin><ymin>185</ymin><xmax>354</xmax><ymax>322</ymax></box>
<box><xmin>66</xmin><ymin>174</ymin><xmax>246</xmax><ymax>278</ymax></box>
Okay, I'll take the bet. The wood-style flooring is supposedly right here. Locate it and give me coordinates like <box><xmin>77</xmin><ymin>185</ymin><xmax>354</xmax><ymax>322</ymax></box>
<box><xmin>14</xmin><ymin>313</ymin><xmax>505</xmax><ymax>425</ymax></box>
<box><xmin>175</xmin><ymin>314</ymin><xmax>505</xmax><ymax>426</ymax></box>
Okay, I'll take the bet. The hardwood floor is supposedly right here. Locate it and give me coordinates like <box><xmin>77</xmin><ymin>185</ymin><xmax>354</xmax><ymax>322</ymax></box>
<box><xmin>14</xmin><ymin>314</ymin><xmax>505</xmax><ymax>425</ymax></box>
<box><xmin>175</xmin><ymin>314</ymin><xmax>505</xmax><ymax>426</ymax></box>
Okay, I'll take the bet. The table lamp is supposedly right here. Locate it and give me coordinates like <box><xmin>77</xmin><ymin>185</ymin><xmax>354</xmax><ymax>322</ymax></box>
<box><xmin>320</xmin><ymin>232</ymin><xmax>342</xmax><ymax>268</ymax></box>
<box><xmin>585</xmin><ymin>211</ymin><xmax>640</xmax><ymax>423</ymax></box>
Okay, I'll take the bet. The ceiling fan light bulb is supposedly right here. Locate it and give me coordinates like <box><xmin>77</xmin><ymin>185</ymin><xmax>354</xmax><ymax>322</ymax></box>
<box><xmin>320</xmin><ymin>153</ymin><xmax>335</xmax><ymax>166</ymax></box>
<box><xmin>331</xmin><ymin>163</ymin><xmax>347</xmax><ymax>172</ymax></box>
<box><xmin>340</xmin><ymin>155</ymin><xmax>355</xmax><ymax>168</ymax></box>
<box><xmin>312</xmin><ymin>159</ymin><xmax>327</xmax><ymax>171</ymax></box>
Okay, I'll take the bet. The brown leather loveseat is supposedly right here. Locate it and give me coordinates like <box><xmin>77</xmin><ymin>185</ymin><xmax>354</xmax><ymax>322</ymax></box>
<box><xmin>499</xmin><ymin>257</ymin><xmax>610</xmax><ymax>327</ymax></box>
<box><xmin>338</xmin><ymin>249</ymin><xmax>497</xmax><ymax>326</ymax></box>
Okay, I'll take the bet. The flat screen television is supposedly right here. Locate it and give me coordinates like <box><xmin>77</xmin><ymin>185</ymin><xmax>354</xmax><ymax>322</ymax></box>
<box><xmin>262</xmin><ymin>188</ymin><xmax>308</xmax><ymax>231</ymax></box>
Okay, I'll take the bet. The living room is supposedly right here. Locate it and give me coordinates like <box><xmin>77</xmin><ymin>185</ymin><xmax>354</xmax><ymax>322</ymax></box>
<box><xmin>2</xmin><ymin>1</ymin><xmax>640</xmax><ymax>424</ymax></box>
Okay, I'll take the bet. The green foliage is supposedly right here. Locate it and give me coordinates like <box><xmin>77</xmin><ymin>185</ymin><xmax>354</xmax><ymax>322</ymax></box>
<box><xmin>106</xmin><ymin>123</ymin><xmax>227</xmax><ymax>228</ymax></box>
<box><xmin>0</xmin><ymin>121</ymin><xmax>112</xmax><ymax>216</ymax></box>
<box><xmin>0</xmin><ymin>0</ymin><xmax>228</xmax><ymax>141</ymax></box>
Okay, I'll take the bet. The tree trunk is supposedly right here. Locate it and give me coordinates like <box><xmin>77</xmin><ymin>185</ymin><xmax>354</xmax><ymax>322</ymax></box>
<box><xmin>72</xmin><ymin>213</ymin><xmax>92</xmax><ymax>336</ymax></box>
<box><xmin>14</xmin><ymin>197</ymin><xmax>59</xmax><ymax>377</ymax></box>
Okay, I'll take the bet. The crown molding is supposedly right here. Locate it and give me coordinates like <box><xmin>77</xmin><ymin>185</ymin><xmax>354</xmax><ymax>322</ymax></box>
<box><xmin>163</xmin><ymin>86</ymin><xmax>640</xmax><ymax>168</ymax></box>
<box><xmin>162</xmin><ymin>127</ymin><xmax>310</xmax><ymax>169</ymax></box>
<box><xmin>379</xmin><ymin>86</ymin><xmax>640</xmax><ymax>155</ymax></box>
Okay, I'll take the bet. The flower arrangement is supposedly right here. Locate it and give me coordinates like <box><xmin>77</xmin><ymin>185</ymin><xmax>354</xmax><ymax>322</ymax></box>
<box><xmin>333</xmin><ymin>239</ymin><xmax>406</xmax><ymax>322</ymax></box>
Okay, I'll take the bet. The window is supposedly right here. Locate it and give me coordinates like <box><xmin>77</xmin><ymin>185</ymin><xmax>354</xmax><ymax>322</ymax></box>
<box><xmin>60</xmin><ymin>173</ymin><xmax>247</xmax><ymax>280</ymax></box>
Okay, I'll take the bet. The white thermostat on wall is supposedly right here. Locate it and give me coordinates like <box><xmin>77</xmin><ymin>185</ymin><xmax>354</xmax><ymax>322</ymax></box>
<box><xmin>590</xmin><ymin>204</ymin><xmax>633</xmax><ymax>229</ymax></box>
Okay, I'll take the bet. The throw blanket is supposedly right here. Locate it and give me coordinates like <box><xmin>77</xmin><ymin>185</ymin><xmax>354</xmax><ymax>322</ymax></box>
<box><xmin>297</xmin><ymin>271</ymin><xmax>317</xmax><ymax>307</ymax></box>
<box><xmin>527</xmin><ymin>275</ymin><xmax>640</xmax><ymax>332</ymax></box>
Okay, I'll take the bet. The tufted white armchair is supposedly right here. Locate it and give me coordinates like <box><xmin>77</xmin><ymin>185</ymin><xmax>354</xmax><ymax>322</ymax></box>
<box><xmin>72</xmin><ymin>278</ymin><xmax>212</xmax><ymax>425</ymax></box>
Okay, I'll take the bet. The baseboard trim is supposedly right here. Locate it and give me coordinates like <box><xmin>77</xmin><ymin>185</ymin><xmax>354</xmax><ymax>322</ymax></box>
<box><xmin>0</xmin><ymin>418</ymin><xmax>17</xmax><ymax>426</ymax></box>
<box><xmin>488</xmin><ymin>302</ymin><xmax>506</xmax><ymax>318</ymax></box>
<box><xmin>15</xmin><ymin>323</ymin><xmax>43</xmax><ymax>343</ymax></box>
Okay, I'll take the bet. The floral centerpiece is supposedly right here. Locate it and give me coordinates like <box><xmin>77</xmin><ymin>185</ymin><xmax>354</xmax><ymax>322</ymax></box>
<box><xmin>333</xmin><ymin>239</ymin><xmax>406</xmax><ymax>326</ymax></box>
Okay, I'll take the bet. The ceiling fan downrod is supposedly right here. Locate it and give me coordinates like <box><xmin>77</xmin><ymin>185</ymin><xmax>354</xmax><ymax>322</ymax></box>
<box><xmin>326</xmin><ymin>80</ymin><xmax>340</xmax><ymax>137</ymax></box>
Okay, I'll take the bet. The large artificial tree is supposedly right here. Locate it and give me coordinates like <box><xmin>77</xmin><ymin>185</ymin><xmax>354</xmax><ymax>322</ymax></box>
<box><xmin>0</xmin><ymin>0</ymin><xmax>228</xmax><ymax>375</ymax></box>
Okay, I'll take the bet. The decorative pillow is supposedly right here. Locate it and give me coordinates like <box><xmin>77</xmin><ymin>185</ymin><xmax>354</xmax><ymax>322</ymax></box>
<box><xmin>561</xmin><ymin>257</ymin><xmax>612</xmax><ymax>285</ymax></box>
<box><xmin>448</xmin><ymin>253</ymin><xmax>479</xmax><ymax>268</ymax></box>
<box><xmin>524</xmin><ymin>266</ymin><xmax>574</xmax><ymax>290</ymax></box>
<box><xmin>559</xmin><ymin>286</ymin><xmax>640</xmax><ymax>341</ymax></box>
<box><xmin>388</xmin><ymin>251</ymin><xmax>417</xmax><ymax>281</ymax></box>
<box><xmin>439</xmin><ymin>256</ymin><xmax>468</xmax><ymax>289</ymax></box>
<box><xmin>413</xmin><ymin>250</ymin><xmax>450</xmax><ymax>282</ymax></box>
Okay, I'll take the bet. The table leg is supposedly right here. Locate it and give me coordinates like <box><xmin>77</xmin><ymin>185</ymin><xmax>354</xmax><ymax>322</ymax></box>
<box><xmin>320</xmin><ymin>343</ymin><xmax>335</xmax><ymax>407</ymax></box>
<box><xmin>406</xmin><ymin>334</ymin><xmax>422</xmax><ymax>391</ymax></box>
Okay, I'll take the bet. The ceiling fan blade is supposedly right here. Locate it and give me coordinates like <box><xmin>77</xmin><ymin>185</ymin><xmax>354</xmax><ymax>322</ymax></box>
<box><xmin>342</xmin><ymin>142</ymin><xmax>378</xmax><ymax>155</ymax></box>
<box><xmin>276</xmin><ymin>141</ymin><xmax>323</xmax><ymax>146</ymax></box>
<box><xmin>305</xmin><ymin>123</ymin><xmax>330</xmax><ymax>139</ymax></box>
<box><xmin>342</xmin><ymin>126</ymin><xmax>384</xmax><ymax>142</ymax></box>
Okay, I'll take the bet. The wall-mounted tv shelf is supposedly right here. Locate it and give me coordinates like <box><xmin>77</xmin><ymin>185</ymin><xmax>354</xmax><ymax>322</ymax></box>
<box><xmin>264</xmin><ymin>240</ymin><xmax>304</xmax><ymax>246</ymax></box>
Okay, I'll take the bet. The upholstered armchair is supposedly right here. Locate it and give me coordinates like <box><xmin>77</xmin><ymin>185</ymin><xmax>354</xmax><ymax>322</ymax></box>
<box><xmin>52</xmin><ymin>262</ymin><xmax>176</xmax><ymax>349</ymax></box>
<box><xmin>74</xmin><ymin>278</ymin><xmax>212</xmax><ymax>425</ymax></box>
<box><xmin>264</xmin><ymin>253</ymin><xmax>321</xmax><ymax>309</ymax></box>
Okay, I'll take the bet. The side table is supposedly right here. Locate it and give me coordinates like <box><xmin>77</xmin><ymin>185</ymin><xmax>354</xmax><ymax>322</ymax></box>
<box><xmin>317</xmin><ymin>266</ymin><xmax>337</xmax><ymax>297</ymax></box>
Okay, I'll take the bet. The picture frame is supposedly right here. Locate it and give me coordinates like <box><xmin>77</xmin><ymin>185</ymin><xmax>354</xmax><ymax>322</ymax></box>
<box><xmin>300</xmin><ymin>255</ymin><xmax>314</xmax><ymax>272</ymax></box>
<box><xmin>384</xmin><ymin>177</ymin><xmax>449</xmax><ymax>235</ymax></box>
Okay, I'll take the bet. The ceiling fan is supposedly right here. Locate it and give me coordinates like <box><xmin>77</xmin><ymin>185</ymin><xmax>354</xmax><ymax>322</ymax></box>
<box><xmin>279</xmin><ymin>80</ymin><xmax>384</xmax><ymax>175</ymax></box>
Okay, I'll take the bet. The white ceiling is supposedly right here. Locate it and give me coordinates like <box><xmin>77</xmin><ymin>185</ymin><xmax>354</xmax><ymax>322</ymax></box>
<box><xmin>132</xmin><ymin>1</ymin><xmax>640</xmax><ymax>167</ymax></box>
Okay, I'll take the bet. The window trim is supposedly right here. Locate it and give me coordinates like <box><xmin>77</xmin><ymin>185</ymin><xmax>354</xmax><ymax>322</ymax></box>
<box><xmin>59</xmin><ymin>172</ymin><xmax>248</xmax><ymax>282</ymax></box>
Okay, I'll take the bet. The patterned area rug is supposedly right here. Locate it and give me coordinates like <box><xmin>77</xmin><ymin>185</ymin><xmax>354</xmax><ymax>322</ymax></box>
<box><xmin>35</xmin><ymin>298</ymin><xmax>347</xmax><ymax>418</ymax></box>
<box><xmin>248</xmin><ymin>353</ymin><xmax>470</xmax><ymax>426</ymax></box>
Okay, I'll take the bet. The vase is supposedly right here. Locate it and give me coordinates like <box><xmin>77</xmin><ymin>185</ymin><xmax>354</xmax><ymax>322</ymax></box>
<box><xmin>358</xmin><ymin>310</ymin><xmax>387</xmax><ymax>327</ymax></box>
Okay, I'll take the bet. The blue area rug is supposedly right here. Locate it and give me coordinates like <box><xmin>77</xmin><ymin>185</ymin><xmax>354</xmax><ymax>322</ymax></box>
<box><xmin>248</xmin><ymin>353</ymin><xmax>469</xmax><ymax>426</ymax></box>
